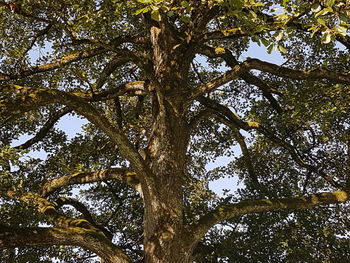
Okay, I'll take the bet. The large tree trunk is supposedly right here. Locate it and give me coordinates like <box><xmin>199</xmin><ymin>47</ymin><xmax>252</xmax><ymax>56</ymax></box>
<box><xmin>139</xmin><ymin>21</ymin><xmax>195</xmax><ymax>263</ymax></box>
<box><xmin>142</xmin><ymin>102</ymin><xmax>192</xmax><ymax>263</ymax></box>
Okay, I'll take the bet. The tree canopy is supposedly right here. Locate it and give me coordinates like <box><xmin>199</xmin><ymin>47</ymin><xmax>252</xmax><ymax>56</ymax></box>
<box><xmin>1</xmin><ymin>0</ymin><xmax>350</xmax><ymax>262</ymax></box>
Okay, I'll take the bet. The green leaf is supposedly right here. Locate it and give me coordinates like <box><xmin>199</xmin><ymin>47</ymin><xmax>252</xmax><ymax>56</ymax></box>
<box><xmin>323</xmin><ymin>0</ymin><xmax>335</xmax><ymax>7</ymax></box>
<box><xmin>315</xmin><ymin>7</ymin><xmax>333</xmax><ymax>18</ymax></box>
<box><xmin>135</xmin><ymin>7</ymin><xmax>149</xmax><ymax>15</ymax></box>
<box><xmin>275</xmin><ymin>31</ymin><xmax>284</xmax><ymax>41</ymax></box>
<box><xmin>267</xmin><ymin>44</ymin><xmax>274</xmax><ymax>54</ymax></box>
<box><xmin>336</xmin><ymin>26</ymin><xmax>347</xmax><ymax>36</ymax></box>
<box><xmin>181</xmin><ymin>1</ymin><xmax>189</xmax><ymax>8</ymax></box>
<box><xmin>252</xmin><ymin>35</ymin><xmax>260</xmax><ymax>45</ymax></box>
<box><xmin>181</xmin><ymin>14</ymin><xmax>190</xmax><ymax>23</ymax></box>
<box><xmin>278</xmin><ymin>45</ymin><xmax>287</xmax><ymax>54</ymax></box>
<box><xmin>137</xmin><ymin>0</ymin><xmax>153</xmax><ymax>3</ymax></box>
<box><xmin>311</xmin><ymin>3</ymin><xmax>321</xmax><ymax>13</ymax></box>
<box><xmin>317</xmin><ymin>18</ymin><xmax>326</xmax><ymax>26</ymax></box>
<box><xmin>151</xmin><ymin>8</ymin><xmax>161</xmax><ymax>22</ymax></box>
<box><xmin>261</xmin><ymin>38</ymin><xmax>270</xmax><ymax>47</ymax></box>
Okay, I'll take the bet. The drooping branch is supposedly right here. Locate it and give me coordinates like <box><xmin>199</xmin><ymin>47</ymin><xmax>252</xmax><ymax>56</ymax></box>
<box><xmin>191</xmin><ymin>189</ymin><xmax>350</xmax><ymax>243</ymax></box>
<box><xmin>13</xmin><ymin>107</ymin><xmax>72</xmax><ymax>150</ymax></box>
<box><xmin>0</xmin><ymin>85</ymin><xmax>149</xmax><ymax>176</ymax></box>
<box><xmin>56</xmin><ymin>196</ymin><xmax>113</xmax><ymax>240</ymax></box>
<box><xmin>227</xmin><ymin>123</ymin><xmax>258</xmax><ymax>185</ymax></box>
<box><xmin>0</xmin><ymin>225</ymin><xmax>131</xmax><ymax>263</ymax></box>
<box><xmin>198</xmin><ymin>96</ymin><xmax>342</xmax><ymax>188</ymax></box>
<box><xmin>39</xmin><ymin>168</ymin><xmax>140</xmax><ymax>197</ymax></box>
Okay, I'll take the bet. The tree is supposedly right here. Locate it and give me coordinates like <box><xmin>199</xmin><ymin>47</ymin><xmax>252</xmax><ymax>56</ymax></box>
<box><xmin>1</xmin><ymin>0</ymin><xmax>350</xmax><ymax>262</ymax></box>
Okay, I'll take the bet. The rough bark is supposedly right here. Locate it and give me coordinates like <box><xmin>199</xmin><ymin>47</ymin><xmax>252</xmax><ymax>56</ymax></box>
<box><xmin>139</xmin><ymin>20</ymin><xmax>194</xmax><ymax>263</ymax></box>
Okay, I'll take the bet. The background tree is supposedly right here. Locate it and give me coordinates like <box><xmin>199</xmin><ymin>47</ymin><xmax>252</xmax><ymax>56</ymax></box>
<box><xmin>1</xmin><ymin>0</ymin><xmax>350</xmax><ymax>262</ymax></box>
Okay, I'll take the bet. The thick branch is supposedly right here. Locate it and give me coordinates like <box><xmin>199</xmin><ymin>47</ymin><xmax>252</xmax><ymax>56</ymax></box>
<box><xmin>0</xmin><ymin>85</ymin><xmax>149</xmax><ymax>176</ymax></box>
<box><xmin>191</xmin><ymin>57</ymin><xmax>350</xmax><ymax>103</ymax></box>
<box><xmin>39</xmin><ymin>168</ymin><xmax>139</xmax><ymax>197</ymax></box>
<box><xmin>14</xmin><ymin>107</ymin><xmax>72</xmax><ymax>150</ymax></box>
<box><xmin>246</xmin><ymin>58</ymin><xmax>350</xmax><ymax>84</ymax></box>
<box><xmin>191</xmin><ymin>188</ymin><xmax>350</xmax><ymax>243</ymax></box>
<box><xmin>0</xmin><ymin>225</ymin><xmax>131</xmax><ymax>263</ymax></box>
<box><xmin>4</xmin><ymin>190</ymin><xmax>96</xmax><ymax>229</ymax></box>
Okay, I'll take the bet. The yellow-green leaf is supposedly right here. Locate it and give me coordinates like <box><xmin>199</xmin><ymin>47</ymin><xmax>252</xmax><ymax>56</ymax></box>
<box><xmin>151</xmin><ymin>9</ymin><xmax>161</xmax><ymax>21</ymax></box>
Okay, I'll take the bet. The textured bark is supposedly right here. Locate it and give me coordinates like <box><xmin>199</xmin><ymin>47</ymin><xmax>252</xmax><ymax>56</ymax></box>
<box><xmin>140</xmin><ymin>21</ymin><xmax>194</xmax><ymax>263</ymax></box>
<box><xmin>142</xmin><ymin>107</ymin><xmax>192</xmax><ymax>263</ymax></box>
<box><xmin>39</xmin><ymin>168</ymin><xmax>139</xmax><ymax>197</ymax></box>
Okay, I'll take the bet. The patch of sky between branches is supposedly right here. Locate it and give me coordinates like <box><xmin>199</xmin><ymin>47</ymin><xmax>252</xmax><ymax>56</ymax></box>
<box><xmin>12</xmin><ymin>114</ymin><xmax>87</xmax><ymax>161</ymax></box>
<box><xmin>241</xmin><ymin>42</ymin><xmax>285</xmax><ymax>64</ymax></box>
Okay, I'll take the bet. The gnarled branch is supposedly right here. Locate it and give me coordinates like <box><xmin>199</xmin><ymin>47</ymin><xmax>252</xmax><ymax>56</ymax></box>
<box><xmin>39</xmin><ymin>168</ymin><xmax>140</xmax><ymax>197</ymax></box>
<box><xmin>4</xmin><ymin>190</ymin><xmax>95</xmax><ymax>229</ymax></box>
<box><xmin>56</xmin><ymin>196</ymin><xmax>113</xmax><ymax>240</ymax></box>
<box><xmin>0</xmin><ymin>225</ymin><xmax>131</xmax><ymax>263</ymax></box>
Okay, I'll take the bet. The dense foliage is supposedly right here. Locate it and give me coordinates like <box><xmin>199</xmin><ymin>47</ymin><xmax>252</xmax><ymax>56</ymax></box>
<box><xmin>1</xmin><ymin>0</ymin><xmax>350</xmax><ymax>262</ymax></box>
